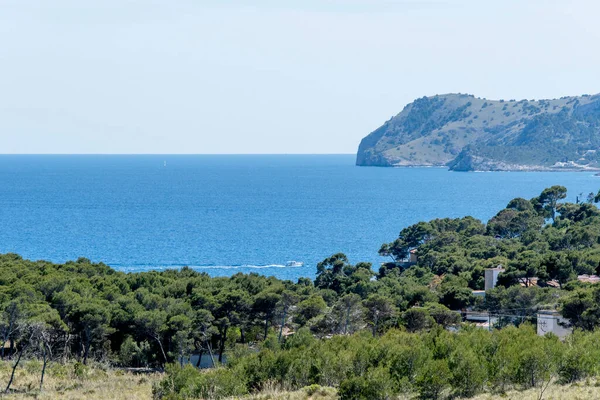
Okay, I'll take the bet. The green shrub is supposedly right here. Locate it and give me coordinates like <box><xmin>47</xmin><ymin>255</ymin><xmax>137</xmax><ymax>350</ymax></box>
<box><xmin>153</xmin><ymin>364</ymin><xmax>247</xmax><ymax>400</ymax></box>
<box><xmin>119</xmin><ymin>336</ymin><xmax>144</xmax><ymax>367</ymax></box>
<box><xmin>338</xmin><ymin>368</ymin><xmax>392</xmax><ymax>400</ymax></box>
<box><xmin>449</xmin><ymin>348</ymin><xmax>486</xmax><ymax>397</ymax></box>
<box><xmin>73</xmin><ymin>362</ymin><xmax>90</xmax><ymax>379</ymax></box>
<box><xmin>415</xmin><ymin>359</ymin><xmax>450</xmax><ymax>400</ymax></box>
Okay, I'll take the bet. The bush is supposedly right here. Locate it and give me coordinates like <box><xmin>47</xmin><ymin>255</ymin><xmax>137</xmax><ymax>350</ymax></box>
<box><xmin>155</xmin><ymin>326</ymin><xmax>600</xmax><ymax>399</ymax></box>
<box><xmin>153</xmin><ymin>364</ymin><xmax>247</xmax><ymax>400</ymax></box>
<box><xmin>449</xmin><ymin>349</ymin><xmax>486</xmax><ymax>397</ymax></box>
<box><xmin>387</xmin><ymin>334</ymin><xmax>431</xmax><ymax>383</ymax></box>
<box><xmin>558</xmin><ymin>331</ymin><xmax>600</xmax><ymax>384</ymax></box>
<box><xmin>338</xmin><ymin>367</ymin><xmax>393</xmax><ymax>400</ymax></box>
<box><xmin>401</xmin><ymin>308</ymin><xmax>433</xmax><ymax>332</ymax></box>
<box><xmin>415</xmin><ymin>359</ymin><xmax>450</xmax><ymax>400</ymax></box>
<box><xmin>73</xmin><ymin>362</ymin><xmax>90</xmax><ymax>379</ymax></box>
<box><xmin>303</xmin><ymin>383</ymin><xmax>335</xmax><ymax>397</ymax></box>
<box><xmin>119</xmin><ymin>336</ymin><xmax>143</xmax><ymax>367</ymax></box>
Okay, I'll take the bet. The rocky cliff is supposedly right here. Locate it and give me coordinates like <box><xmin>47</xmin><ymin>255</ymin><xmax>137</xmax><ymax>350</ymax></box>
<box><xmin>356</xmin><ymin>93</ymin><xmax>600</xmax><ymax>171</ymax></box>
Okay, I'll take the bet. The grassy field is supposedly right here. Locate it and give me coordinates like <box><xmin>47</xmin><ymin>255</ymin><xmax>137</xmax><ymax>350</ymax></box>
<box><xmin>471</xmin><ymin>382</ymin><xmax>600</xmax><ymax>400</ymax></box>
<box><xmin>232</xmin><ymin>385</ymin><xmax>337</xmax><ymax>400</ymax></box>
<box><xmin>232</xmin><ymin>382</ymin><xmax>600</xmax><ymax>400</ymax></box>
<box><xmin>0</xmin><ymin>360</ymin><xmax>162</xmax><ymax>399</ymax></box>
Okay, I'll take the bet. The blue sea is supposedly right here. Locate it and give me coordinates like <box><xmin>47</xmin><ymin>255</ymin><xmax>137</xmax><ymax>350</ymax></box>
<box><xmin>0</xmin><ymin>155</ymin><xmax>599</xmax><ymax>281</ymax></box>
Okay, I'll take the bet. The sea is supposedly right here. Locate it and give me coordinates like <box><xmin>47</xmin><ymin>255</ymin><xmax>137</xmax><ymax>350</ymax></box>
<box><xmin>0</xmin><ymin>154</ymin><xmax>599</xmax><ymax>281</ymax></box>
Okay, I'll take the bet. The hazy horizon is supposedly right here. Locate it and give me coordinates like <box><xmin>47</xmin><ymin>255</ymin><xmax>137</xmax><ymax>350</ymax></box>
<box><xmin>2</xmin><ymin>0</ymin><xmax>600</xmax><ymax>154</ymax></box>
<box><xmin>0</xmin><ymin>153</ymin><xmax>356</xmax><ymax>155</ymax></box>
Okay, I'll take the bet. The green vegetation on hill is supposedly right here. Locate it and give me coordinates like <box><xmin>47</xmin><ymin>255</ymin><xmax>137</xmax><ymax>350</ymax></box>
<box><xmin>356</xmin><ymin>93</ymin><xmax>600</xmax><ymax>171</ymax></box>
<box><xmin>5</xmin><ymin>185</ymin><xmax>600</xmax><ymax>398</ymax></box>
<box><xmin>158</xmin><ymin>325</ymin><xmax>600</xmax><ymax>400</ymax></box>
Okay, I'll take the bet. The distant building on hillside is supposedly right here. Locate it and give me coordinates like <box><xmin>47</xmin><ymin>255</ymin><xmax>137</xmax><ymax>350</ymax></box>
<box><xmin>480</xmin><ymin>268</ymin><xmax>600</xmax><ymax>293</ymax></box>
<box><xmin>484</xmin><ymin>267</ymin><xmax>505</xmax><ymax>291</ymax></box>
<box><xmin>537</xmin><ymin>310</ymin><xmax>572</xmax><ymax>338</ymax></box>
<box><xmin>462</xmin><ymin>310</ymin><xmax>498</xmax><ymax>331</ymax></box>
<box><xmin>465</xmin><ymin>267</ymin><xmax>584</xmax><ymax>337</ymax></box>
<box><xmin>517</xmin><ymin>275</ymin><xmax>600</xmax><ymax>288</ymax></box>
<box><xmin>408</xmin><ymin>249</ymin><xmax>418</xmax><ymax>264</ymax></box>
<box><xmin>577</xmin><ymin>274</ymin><xmax>600</xmax><ymax>284</ymax></box>
<box><xmin>381</xmin><ymin>249</ymin><xmax>418</xmax><ymax>270</ymax></box>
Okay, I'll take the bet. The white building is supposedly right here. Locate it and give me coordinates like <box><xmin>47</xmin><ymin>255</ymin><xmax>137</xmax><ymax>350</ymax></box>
<box><xmin>537</xmin><ymin>310</ymin><xmax>572</xmax><ymax>338</ymax></box>
<box><xmin>484</xmin><ymin>267</ymin><xmax>505</xmax><ymax>291</ymax></box>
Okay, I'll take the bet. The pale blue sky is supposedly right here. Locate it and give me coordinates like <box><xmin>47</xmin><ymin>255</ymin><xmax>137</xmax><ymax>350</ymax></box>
<box><xmin>1</xmin><ymin>0</ymin><xmax>599</xmax><ymax>154</ymax></box>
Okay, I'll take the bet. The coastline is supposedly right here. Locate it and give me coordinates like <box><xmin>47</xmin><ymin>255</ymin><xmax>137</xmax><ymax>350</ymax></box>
<box><xmin>356</xmin><ymin>163</ymin><xmax>600</xmax><ymax>173</ymax></box>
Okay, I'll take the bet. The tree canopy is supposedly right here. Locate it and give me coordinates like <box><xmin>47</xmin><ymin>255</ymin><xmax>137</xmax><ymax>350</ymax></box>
<box><xmin>3</xmin><ymin>186</ymin><xmax>600</xmax><ymax>399</ymax></box>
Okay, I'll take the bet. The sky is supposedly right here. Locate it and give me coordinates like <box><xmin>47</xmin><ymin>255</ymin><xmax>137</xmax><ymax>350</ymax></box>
<box><xmin>1</xmin><ymin>0</ymin><xmax>600</xmax><ymax>154</ymax></box>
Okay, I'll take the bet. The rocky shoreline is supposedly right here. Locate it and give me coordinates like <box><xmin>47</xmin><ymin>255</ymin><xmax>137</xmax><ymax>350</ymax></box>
<box><xmin>363</xmin><ymin>161</ymin><xmax>600</xmax><ymax>172</ymax></box>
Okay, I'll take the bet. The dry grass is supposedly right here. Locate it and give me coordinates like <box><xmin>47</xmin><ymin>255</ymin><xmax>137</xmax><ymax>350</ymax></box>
<box><xmin>472</xmin><ymin>381</ymin><xmax>600</xmax><ymax>400</ymax></box>
<box><xmin>0</xmin><ymin>360</ymin><xmax>162</xmax><ymax>399</ymax></box>
<box><xmin>230</xmin><ymin>385</ymin><xmax>337</xmax><ymax>400</ymax></box>
<box><xmin>232</xmin><ymin>382</ymin><xmax>600</xmax><ymax>400</ymax></box>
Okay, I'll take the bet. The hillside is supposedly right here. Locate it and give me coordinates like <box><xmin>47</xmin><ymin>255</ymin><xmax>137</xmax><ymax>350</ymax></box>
<box><xmin>356</xmin><ymin>93</ymin><xmax>600</xmax><ymax>171</ymax></box>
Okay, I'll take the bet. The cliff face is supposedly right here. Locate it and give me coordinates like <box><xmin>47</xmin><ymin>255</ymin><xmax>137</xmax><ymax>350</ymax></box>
<box><xmin>356</xmin><ymin>93</ymin><xmax>600</xmax><ymax>171</ymax></box>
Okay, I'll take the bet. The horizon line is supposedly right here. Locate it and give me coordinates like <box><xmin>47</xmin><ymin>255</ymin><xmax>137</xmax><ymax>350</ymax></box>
<box><xmin>0</xmin><ymin>153</ymin><xmax>356</xmax><ymax>156</ymax></box>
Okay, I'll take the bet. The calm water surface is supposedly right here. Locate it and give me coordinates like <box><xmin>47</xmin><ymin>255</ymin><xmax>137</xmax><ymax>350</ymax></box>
<box><xmin>0</xmin><ymin>155</ymin><xmax>598</xmax><ymax>280</ymax></box>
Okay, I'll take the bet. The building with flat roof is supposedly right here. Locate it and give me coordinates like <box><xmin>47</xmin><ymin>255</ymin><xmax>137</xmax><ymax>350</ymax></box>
<box><xmin>537</xmin><ymin>310</ymin><xmax>572</xmax><ymax>338</ymax></box>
